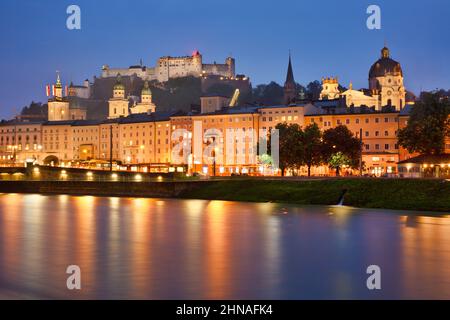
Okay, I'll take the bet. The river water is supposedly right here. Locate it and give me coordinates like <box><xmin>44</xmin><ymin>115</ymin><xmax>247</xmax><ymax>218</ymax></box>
<box><xmin>0</xmin><ymin>193</ymin><xmax>449</xmax><ymax>299</ymax></box>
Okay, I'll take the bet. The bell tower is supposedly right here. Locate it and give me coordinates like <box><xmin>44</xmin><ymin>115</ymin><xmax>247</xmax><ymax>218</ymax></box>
<box><xmin>48</xmin><ymin>72</ymin><xmax>70</xmax><ymax>121</ymax></box>
<box><xmin>108</xmin><ymin>74</ymin><xmax>129</xmax><ymax>119</ymax></box>
<box><xmin>283</xmin><ymin>53</ymin><xmax>297</xmax><ymax>105</ymax></box>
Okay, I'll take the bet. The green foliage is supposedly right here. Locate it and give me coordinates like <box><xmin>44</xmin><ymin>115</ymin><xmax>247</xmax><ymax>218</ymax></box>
<box><xmin>328</xmin><ymin>152</ymin><xmax>351</xmax><ymax>176</ymax></box>
<box><xmin>268</xmin><ymin>123</ymin><xmax>361</xmax><ymax>176</ymax></box>
<box><xmin>252</xmin><ymin>82</ymin><xmax>284</xmax><ymax>105</ymax></box>
<box><xmin>271</xmin><ymin>122</ymin><xmax>304</xmax><ymax>175</ymax></box>
<box><xmin>205</xmin><ymin>83</ymin><xmax>235</xmax><ymax>97</ymax></box>
<box><xmin>306</xmin><ymin>80</ymin><xmax>322</xmax><ymax>100</ymax></box>
<box><xmin>19</xmin><ymin>101</ymin><xmax>48</xmax><ymax>118</ymax></box>
<box><xmin>322</xmin><ymin>125</ymin><xmax>361</xmax><ymax>168</ymax></box>
<box><xmin>398</xmin><ymin>92</ymin><xmax>450</xmax><ymax>155</ymax></box>
<box><xmin>301</xmin><ymin>123</ymin><xmax>322</xmax><ymax>176</ymax></box>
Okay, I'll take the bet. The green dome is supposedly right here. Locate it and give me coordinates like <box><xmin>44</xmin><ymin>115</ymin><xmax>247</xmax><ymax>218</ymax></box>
<box><xmin>114</xmin><ymin>74</ymin><xmax>125</xmax><ymax>90</ymax></box>
<box><xmin>141</xmin><ymin>81</ymin><xmax>152</xmax><ymax>95</ymax></box>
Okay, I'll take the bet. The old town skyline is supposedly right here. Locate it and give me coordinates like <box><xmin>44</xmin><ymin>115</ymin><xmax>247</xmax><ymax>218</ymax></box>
<box><xmin>1</xmin><ymin>0</ymin><xmax>450</xmax><ymax>119</ymax></box>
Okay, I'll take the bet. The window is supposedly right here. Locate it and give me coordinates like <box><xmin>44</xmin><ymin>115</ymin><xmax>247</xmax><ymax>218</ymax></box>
<box><xmin>375</xmin><ymin>131</ymin><xmax>379</xmax><ymax>137</ymax></box>
<box><xmin>384</xmin><ymin>131</ymin><xmax>388</xmax><ymax>136</ymax></box>
<box><xmin>365</xmin><ymin>131</ymin><xmax>369</xmax><ymax>137</ymax></box>
<box><xmin>375</xmin><ymin>118</ymin><xmax>379</xmax><ymax>123</ymax></box>
<box><xmin>385</xmin><ymin>144</ymin><xmax>389</xmax><ymax>150</ymax></box>
<box><xmin>365</xmin><ymin>118</ymin><xmax>369</xmax><ymax>123</ymax></box>
<box><xmin>375</xmin><ymin>144</ymin><xmax>380</xmax><ymax>150</ymax></box>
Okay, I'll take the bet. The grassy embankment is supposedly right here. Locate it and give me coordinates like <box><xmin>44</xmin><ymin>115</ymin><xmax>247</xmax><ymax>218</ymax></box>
<box><xmin>179</xmin><ymin>178</ymin><xmax>450</xmax><ymax>212</ymax></box>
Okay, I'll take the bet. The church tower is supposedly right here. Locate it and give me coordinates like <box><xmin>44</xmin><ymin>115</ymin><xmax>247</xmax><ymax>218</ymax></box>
<box><xmin>320</xmin><ymin>77</ymin><xmax>340</xmax><ymax>100</ymax></box>
<box><xmin>283</xmin><ymin>54</ymin><xmax>297</xmax><ymax>105</ymax></box>
<box><xmin>130</xmin><ymin>81</ymin><xmax>156</xmax><ymax>114</ymax></box>
<box><xmin>108</xmin><ymin>74</ymin><xmax>129</xmax><ymax>119</ymax></box>
<box><xmin>48</xmin><ymin>73</ymin><xmax>70</xmax><ymax>121</ymax></box>
<box><xmin>368</xmin><ymin>46</ymin><xmax>406</xmax><ymax>110</ymax></box>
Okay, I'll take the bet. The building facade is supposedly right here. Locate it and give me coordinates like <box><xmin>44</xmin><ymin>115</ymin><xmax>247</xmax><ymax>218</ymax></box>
<box><xmin>47</xmin><ymin>74</ymin><xmax>87</xmax><ymax>121</ymax></box>
<box><xmin>319</xmin><ymin>46</ymin><xmax>407</xmax><ymax>111</ymax></box>
<box><xmin>4</xmin><ymin>46</ymin><xmax>445</xmax><ymax>176</ymax></box>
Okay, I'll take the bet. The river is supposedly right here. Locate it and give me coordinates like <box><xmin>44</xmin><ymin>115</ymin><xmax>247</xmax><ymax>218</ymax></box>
<box><xmin>0</xmin><ymin>193</ymin><xmax>449</xmax><ymax>299</ymax></box>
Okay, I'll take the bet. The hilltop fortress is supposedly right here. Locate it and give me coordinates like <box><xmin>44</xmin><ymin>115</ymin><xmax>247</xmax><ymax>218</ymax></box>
<box><xmin>101</xmin><ymin>50</ymin><xmax>235</xmax><ymax>83</ymax></box>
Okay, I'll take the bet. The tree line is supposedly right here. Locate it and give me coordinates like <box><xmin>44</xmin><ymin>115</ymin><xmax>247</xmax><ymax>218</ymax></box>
<box><xmin>267</xmin><ymin>123</ymin><xmax>361</xmax><ymax>176</ymax></box>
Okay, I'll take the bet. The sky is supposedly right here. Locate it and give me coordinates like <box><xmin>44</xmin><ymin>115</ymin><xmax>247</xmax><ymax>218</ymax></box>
<box><xmin>0</xmin><ymin>0</ymin><xmax>449</xmax><ymax>119</ymax></box>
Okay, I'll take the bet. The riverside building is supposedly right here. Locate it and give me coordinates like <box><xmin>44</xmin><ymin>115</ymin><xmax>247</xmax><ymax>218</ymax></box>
<box><xmin>3</xmin><ymin>46</ymin><xmax>447</xmax><ymax>176</ymax></box>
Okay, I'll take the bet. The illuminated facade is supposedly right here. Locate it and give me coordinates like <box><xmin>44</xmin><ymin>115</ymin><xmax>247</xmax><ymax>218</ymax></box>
<box><xmin>101</xmin><ymin>51</ymin><xmax>235</xmax><ymax>83</ymax></box>
<box><xmin>47</xmin><ymin>74</ymin><xmax>87</xmax><ymax>121</ymax></box>
<box><xmin>3</xmin><ymin>46</ymin><xmax>447</xmax><ymax>176</ymax></box>
<box><xmin>320</xmin><ymin>46</ymin><xmax>407</xmax><ymax>111</ymax></box>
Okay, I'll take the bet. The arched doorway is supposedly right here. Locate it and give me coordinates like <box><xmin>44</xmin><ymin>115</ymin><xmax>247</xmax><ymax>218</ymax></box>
<box><xmin>43</xmin><ymin>155</ymin><xmax>59</xmax><ymax>166</ymax></box>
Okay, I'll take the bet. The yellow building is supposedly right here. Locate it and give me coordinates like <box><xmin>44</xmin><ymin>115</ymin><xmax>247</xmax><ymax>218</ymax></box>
<box><xmin>0</xmin><ymin>122</ymin><xmax>43</xmax><ymax>165</ymax></box>
<box><xmin>48</xmin><ymin>74</ymin><xmax>86</xmax><ymax>121</ymax></box>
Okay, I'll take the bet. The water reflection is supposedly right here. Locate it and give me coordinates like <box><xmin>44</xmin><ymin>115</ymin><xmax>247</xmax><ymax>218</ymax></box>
<box><xmin>0</xmin><ymin>194</ymin><xmax>449</xmax><ymax>299</ymax></box>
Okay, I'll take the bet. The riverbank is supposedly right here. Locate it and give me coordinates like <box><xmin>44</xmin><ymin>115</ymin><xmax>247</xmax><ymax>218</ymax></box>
<box><xmin>0</xmin><ymin>178</ymin><xmax>448</xmax><ymax>212</ymax></box>
<box><xmin>179</xmin><ymin>178</ymin><xmax>450</xmax><ymax>212</ymax></box>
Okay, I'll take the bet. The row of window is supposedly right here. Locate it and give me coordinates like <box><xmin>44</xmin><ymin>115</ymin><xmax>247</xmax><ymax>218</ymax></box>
<box><xmin>0</xmin><ymin>128</ymin><xmax>39</xmax><ymax>133</ymax></box>
<box><xmin>1</xmin><ymin>136</ymin><xmax>38</xmax><ymax>141</ymax></box>
<box><xmin>313</xmin><ymin>117</ymin><xmax>399</xmax><ymax>125</ymax></box>
<box><xmin>262</xmin><ymin>116</ymin><xmax>299</xmax><ymax>122</ymax></box>
<box><xmin>261</xmin><ymin>110</ymin><xmax>300</xmax><ymax>115</ymax></box>
<box><xmin>365</xmin><ymin>144</ymin><xmax>398</xmax><ymax>151</ymax></box>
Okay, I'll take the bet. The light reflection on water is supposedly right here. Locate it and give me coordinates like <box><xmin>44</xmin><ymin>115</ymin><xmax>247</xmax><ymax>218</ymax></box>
<box><xmin>0</xmin><ymin>194</ymin><xmax>449</xmax><ymax>299</ymax></box>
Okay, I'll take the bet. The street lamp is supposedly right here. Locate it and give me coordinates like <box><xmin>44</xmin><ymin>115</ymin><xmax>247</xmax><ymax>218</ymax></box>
<box><xmin>212</xmin><ymin>147</ymin><xmax>218</xmax><ymax>177</ymax></box>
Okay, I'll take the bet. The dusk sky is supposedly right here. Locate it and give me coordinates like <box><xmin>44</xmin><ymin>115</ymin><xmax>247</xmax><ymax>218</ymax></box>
<box><xmin>0</xmin><ymin>0</ymin><xmax>449</xmax><ymax>119</ymax></box>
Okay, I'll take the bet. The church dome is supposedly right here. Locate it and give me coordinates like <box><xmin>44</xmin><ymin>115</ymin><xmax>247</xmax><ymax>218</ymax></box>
<box><xmin>369</xmin><ymin>47</ymin><xmax>403</xmax><ymax>78</ymax></box>
<box><xmin>141</xmin><ymin>81</ymin><xmax>152</xmax><ymax>95</ymax></box>
<box><xmin>113</xmin><ymin>74</ymin><xmax>125</xmax><ymax>90</ymax></box>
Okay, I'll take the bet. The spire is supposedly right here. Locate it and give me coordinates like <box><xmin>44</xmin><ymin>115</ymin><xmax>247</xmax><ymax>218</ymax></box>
<box><xmin>55</xmin><ymin>71</ymin><xmax>62</xmax><ymax>88</ymax></box>
<box><xmin>283</xmin><ymin>52</ymin><xmax>297</xmax><ymax>105</ymax></box>
<box><xmin>285</xmin><ymin>52</ymin><xmax>295</xmax><ymax>85</ymax></box>
<box><xmin>381</xmin><ymin>46</ymin><xmax>390</xmax><ymax>59</ymax></box>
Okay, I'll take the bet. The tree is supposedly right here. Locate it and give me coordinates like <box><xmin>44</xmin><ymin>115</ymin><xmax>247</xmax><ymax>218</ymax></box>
<box><xmin>306</xmin><ymin>80</ymin><xmax>322</xmax><ymax>100</ymax></box>
<box><xmin>328</xmin><ymin>152</ymin><xmax>351</xmax><ymax>176</ymax></box>
<box><xmin>398</xmin><ymin>92</ymin><xmax>450</xmax><ymax>155</ymax></box>
<box><xmin>322</xmin><ymin>125</ymin><xmax>361</xmax><ymax>169</ymax></box>
<box><xmin>205</xmin><ymin>83</ymin><xmax>235</xmax><ymax>98</ymax></box>
<box><xmin>301</xmin><ymin>123</ymin><xmax>322</xmax><ymax>176</ymax></box>
<box><xmin>253</xmin><ymin>82</ymin><xmax>284</xmax><ymax>105</ymax></box>
<box><xmin>268</xmin><ymin>123</ymin><xmax>303</xmax><ymax>176</ymax></box>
